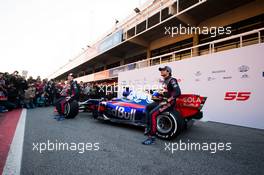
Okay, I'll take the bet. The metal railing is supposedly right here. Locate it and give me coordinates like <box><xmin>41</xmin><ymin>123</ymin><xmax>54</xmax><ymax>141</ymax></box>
<box><xmin>103</xmin><ymin>27</ymin><xmax>264</xmax><ymax>80</ymax></box>
<box><xmin>124</xmin><ymin>0</ymin><xmax>207</xmax><ymax>39</ymax></box>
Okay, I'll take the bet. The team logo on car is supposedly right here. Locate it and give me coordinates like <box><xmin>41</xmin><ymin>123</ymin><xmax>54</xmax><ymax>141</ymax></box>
<box><xmin>111</xmin><ymin>106</ymin><xmax>136</xmax><ymax>120</ymax></box>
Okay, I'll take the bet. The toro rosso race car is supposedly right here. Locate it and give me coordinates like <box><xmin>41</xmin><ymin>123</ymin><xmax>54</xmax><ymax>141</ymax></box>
<box><xmin>89</xmin><ymin>91</ymin><xmax>207</xmax><ymax>139</ymax></box>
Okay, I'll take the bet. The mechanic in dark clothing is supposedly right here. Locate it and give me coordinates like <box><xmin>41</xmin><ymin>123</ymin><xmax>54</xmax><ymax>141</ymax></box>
<box><xmin>142</xmin><ymin>66</ymin><xmax>181</xmax><ymax>145</ymax></box>
<box><xmin>55</xmin><ymin>73</ymin><xmax>79</xmax><ymax>121</ymax></box>
<box><xmin>45</xmin><ymin>79</ymin><xmax>55</xmax><ymax>105</ymax></box>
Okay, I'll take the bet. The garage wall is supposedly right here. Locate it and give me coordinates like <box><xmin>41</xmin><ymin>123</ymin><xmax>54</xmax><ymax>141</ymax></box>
<box><xmin>118</xmin><ymin>43</ymin><xmax>264</xmax><ymax>129</ymax></box>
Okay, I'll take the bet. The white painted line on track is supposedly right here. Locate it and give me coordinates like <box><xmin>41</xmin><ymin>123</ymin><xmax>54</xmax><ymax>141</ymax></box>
<box><xmin>3</xmin><ymin>109</ymin><xmax>27</xmax><ymax>175</ymax></box>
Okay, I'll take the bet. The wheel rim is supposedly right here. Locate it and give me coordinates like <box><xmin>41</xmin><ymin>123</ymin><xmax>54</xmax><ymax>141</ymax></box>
<box><xmin>157</xmin><ymin>114</ymin><xmax>174</xmax><ymax>134</ymax></box>
<box><xmin>64</xmin><ymin>103</ymin><xmax>70</xmax><ymax>115</ymax></box>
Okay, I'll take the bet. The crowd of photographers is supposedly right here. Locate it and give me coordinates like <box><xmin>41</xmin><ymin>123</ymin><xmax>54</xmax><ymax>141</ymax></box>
<box><xmin>0</xmin><ymin>71</ymin><xmax>59</xmax><ymax>112</ymax></box>
<box><xmin>0</xmin><ymin>71</ymin><xmax>116</xmax><ymax>113</ymax></box>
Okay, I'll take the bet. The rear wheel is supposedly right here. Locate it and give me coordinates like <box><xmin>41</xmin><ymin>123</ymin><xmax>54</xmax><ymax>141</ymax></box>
<box><xmin>156</xmin><ymin>110</ymin><xmax>185</xmax><ymax>139</ymax></box>
<box><xmin>64</xmin><ymin>100</ymin><xmax>79</xmax><ymax>119</ymax></box>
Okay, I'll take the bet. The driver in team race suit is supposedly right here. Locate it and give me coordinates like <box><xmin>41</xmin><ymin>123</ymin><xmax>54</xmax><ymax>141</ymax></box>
<box><xmin>142</xmin><ymin>66</ymin><xmax>181</xmax><ymax>145</ymax></box>
<box><xmin>55</xmin><ymin>73</ymin><xmax>79</xmax><ymax>121</ymax></box>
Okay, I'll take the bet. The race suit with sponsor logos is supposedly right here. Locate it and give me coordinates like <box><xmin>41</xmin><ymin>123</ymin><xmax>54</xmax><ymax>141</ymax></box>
<box><xmin>55</xmin><ymin>81</ymin><xmax>79</xmax><ymax>115</ymax></box>
<box><xmin>146</xmin><ymin>76</ymin><xmax>181</xmax><ymax>136</ymax></box>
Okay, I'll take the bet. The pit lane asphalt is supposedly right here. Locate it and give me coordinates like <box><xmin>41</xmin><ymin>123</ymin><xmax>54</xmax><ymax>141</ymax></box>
<box><xmin>21</xmin><ymin>107</ymin><xmax>264</xmax><ymax>175</ymax></box>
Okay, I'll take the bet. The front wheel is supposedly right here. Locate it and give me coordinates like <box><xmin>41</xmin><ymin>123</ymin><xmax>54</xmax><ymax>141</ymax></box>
<box><xmin>64</xmin><ymin>100</ymin><xmax>79</xmax><ymax>119</ymax></box>
<box><xmin>156</xmin><ymin>110</ymin><xmax>185</xmax><ymax>139</ymax></box>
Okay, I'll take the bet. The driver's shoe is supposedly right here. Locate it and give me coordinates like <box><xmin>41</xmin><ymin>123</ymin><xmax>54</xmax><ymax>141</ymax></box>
<box><xmin>142</xmin><ymin>137</ymin><xmax>155</xmax><ymax>145</ymax></box>
<box><xmin>57</xmin><ymin>116</ymin><xmax>65</xmax><ymax>121</ymax></box>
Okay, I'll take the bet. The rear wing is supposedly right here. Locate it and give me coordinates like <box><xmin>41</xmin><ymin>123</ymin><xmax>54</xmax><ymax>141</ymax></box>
<box><xmin>176</xmin><ymin>94</ymin><xmax>207</xmax><ymax>110</ymax></box>
<box><xmin>176</xmin><ymin>94</ymin><xmax>207</xmax><ymax>118</ymax></box>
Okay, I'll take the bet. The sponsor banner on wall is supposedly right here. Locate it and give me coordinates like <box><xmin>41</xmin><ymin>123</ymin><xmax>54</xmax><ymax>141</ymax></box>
<box><xmin>75</xmin><ymin>74</ymin><xmax>94</xmax><ymax>83</ymax></box>
<box><xmin>94</xmin><ymin>70</ymin><xmax>109</xmax><ymax>81</ymax></box>
<box><xmin>119</xmin><ymin>44</ymin><xmax>264</xmax><ymax>129</ymax></box>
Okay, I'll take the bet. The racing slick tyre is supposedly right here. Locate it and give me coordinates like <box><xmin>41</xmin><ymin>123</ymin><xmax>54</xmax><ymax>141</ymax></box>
<box><xmin>64</xmin><ymin>100</ymin><xmax>79</xmax><ymax>119</ymax></box>
<box><xmin>156</xmin><ymin>110</ymin><xmax>185</xmax><ymax>140</ymax></box>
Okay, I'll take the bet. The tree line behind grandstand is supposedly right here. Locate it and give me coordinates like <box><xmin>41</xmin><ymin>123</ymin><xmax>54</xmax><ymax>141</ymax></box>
<box><xmin>0</xmin><ymin>71</ymin><xmax>117</xmax><ymax>113</ymax></box>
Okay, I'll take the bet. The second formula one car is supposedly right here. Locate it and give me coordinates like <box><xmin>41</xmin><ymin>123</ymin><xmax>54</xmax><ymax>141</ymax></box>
<box><xmin>90</xmin><ymin>91</ymin><xmax>207</xmax><ymax>139</ymax></box>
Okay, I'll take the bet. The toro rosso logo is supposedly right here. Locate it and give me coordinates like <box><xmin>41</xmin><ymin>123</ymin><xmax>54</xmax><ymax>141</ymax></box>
<box><xmin>111</xmin><ymin>106</ymin><xmax>136</xmax><ymax>121</ymax></box>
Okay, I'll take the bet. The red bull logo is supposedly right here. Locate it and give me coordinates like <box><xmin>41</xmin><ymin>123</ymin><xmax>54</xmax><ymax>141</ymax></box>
<box><xmin>111</xmin><ymin>106</ymin><xmax>136</xmax><ymax>120</ymax></box>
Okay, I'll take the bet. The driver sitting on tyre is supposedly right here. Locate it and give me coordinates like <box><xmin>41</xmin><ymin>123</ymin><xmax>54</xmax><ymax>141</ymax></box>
<box><xmin>55</xmin><ymin>73</ymin><xmax>79</xmax><ymax>121</ymax></box>
<box><xmin>142</xmin><ymin>66</ymin><xmax>181</xmax><ymax>145</ymax></box>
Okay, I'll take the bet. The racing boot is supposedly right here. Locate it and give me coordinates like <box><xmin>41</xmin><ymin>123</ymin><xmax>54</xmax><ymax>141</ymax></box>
<box><xmin>142</xmin><ymin>136</ymin><xmax>156</xmax><ymax>145</ymax></box>
<box><xmin>56</xmin><ymin>115</ymin><xmax>65</xmax><ymax>121</ymax></box>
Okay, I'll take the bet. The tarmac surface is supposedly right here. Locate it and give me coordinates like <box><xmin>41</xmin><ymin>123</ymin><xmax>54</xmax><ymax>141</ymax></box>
<box><xmin>20</xmin><ymin>107</ymin><xmax>264</xmax><ymax>175</ymax></box>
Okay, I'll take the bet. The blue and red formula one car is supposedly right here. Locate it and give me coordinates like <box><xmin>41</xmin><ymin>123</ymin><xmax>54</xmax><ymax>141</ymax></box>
<box><xmin>80</xmin><ymin>91</ymin><xmax>207</xmax><ymax>139</ymax></box>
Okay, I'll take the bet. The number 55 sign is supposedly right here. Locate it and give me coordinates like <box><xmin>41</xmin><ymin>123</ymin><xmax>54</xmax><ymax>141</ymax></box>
<box><xmin>224</xmin><ymin>92</ymin><xmax>251</xmax><ymax>101</ymax></box>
